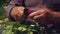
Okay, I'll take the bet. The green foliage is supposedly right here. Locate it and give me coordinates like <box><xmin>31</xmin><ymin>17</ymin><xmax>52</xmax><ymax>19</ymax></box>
<box><xmin>2</xmin><ymin>20</ymin><xmax>14</xmax><ymax>34</ymax></box>
<box><xmin>0</xmin><ymin>0</ymin><xmax>10</xmax><ymax>19</ymax></box>
<box><xmin>0</xmin><ymin>0</ymin><xmax>10</xmax><ymax>5</ymax></box>
<box><xmin>2</xmin><ymin>19</ymin><xmax>46</xmax><ymax>34</ymax></box>
<box><xmin>0</xmin><ymin>4</ymin><xmax>6</xmax><ymax>19</ymax></box>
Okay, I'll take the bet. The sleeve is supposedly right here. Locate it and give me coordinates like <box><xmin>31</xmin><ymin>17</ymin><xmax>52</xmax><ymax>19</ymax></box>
<box><xmin>5</xmin><ymin>0</ymin><xmax>23</xmax><ymax>21</ymax></box>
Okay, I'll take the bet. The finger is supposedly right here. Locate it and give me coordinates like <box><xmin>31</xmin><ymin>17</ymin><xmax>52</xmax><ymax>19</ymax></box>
<box><xmin>29</xmin><ymin>11</ymin><xmax>40</xmax><ymax>17</ymax></box>
<box><xmin>29</xmin><ymin>9</ymin><xmax>46</xmax><ymax>17</ymax></box>
<box><xmin>33</xmin><ymin>14</ymin><xmax>44</xmax><ymax>19</ymax></box>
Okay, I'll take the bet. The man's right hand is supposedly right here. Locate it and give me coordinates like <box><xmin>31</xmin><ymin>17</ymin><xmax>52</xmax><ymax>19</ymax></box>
<box><xmin>11</xmin><ymin>6</ymin><xmax>25</xmax><ymax>22</ymax></box>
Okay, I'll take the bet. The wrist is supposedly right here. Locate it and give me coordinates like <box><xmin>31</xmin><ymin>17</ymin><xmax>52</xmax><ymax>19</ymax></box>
<box><xmin>22</xmin><ymin>8</ymin><xmax>32</xmax><ymax>22</ymax></box>
<box><xmin>8</xmin><ymin>7</ymin><xmax>16</xmax><ymax>21</ymax></box>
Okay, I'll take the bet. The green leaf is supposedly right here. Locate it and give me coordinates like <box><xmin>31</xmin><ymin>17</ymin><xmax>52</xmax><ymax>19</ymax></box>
<box><xmin>2</xmin><ymin>25</ymin><xmax>14</xmax><ymax>34</ymax></box>
<box><xmin>28</xmin><ymin>31</ymin><xmax>33</xmax><ymax>34</ymax></box>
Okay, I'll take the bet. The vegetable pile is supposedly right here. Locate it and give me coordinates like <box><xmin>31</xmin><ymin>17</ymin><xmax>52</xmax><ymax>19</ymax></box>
<box><xmin>2</xmin><ymin>19</ymin><xmax>46</xmax><ymax>34</ymax></box>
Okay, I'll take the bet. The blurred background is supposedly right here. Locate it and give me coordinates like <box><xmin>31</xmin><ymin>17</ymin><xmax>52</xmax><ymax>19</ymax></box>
<box><xmin>0</xmin><ymin>0</ymin><xmax>60</xmax><ymax>34</ymax></box>
<box><xmin>0</xmin><ymin>0</ymin><xmax>10</xmax><ymax>34</ymax></box>
<box><xmin>0</xmin><ymin>0</ymin><xmax>10</xmax><ymax>19</ymax></box>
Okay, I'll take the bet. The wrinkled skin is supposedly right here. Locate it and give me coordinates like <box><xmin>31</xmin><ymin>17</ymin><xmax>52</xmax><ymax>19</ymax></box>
<box><xmin>11</xmin><ymin>6</ymin><xmax>25</xmax><ymax>22</ymax></box>
<box><xmin>29</xmin><ymin>9</ymin><xmax>54</xmax><ymax>25</ymax></box>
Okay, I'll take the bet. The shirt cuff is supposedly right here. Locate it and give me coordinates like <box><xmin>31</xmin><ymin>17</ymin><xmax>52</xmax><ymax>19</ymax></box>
<box><xmin>8</xmin><ymin>7</ymin><xmax>16</xmax><ymax>21</ymax></box>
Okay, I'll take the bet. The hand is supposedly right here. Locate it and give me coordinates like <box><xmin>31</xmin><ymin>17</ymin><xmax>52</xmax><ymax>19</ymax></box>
<box><xmin>11</xmin><ymin>6</ymin><xmax>25</xmax><ymax>22</ymax></box>
<box><xmin>29</xmin><ymin>9</ymin><xmax>48</xmax><ymax>19</ymax></box>
<box><xmin>29</xmin><ymin>9</ymin><xmax>51</xmax><ymax>25</ymax></box>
